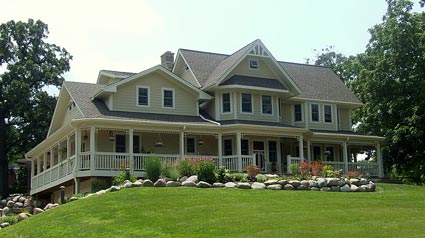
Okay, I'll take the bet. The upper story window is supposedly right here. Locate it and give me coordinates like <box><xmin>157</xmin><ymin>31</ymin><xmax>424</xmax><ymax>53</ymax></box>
<box><xmin>162</xmin><ymin>88</ymin><xmax>175</xmax><ymax>108</ymax></box>
<box><xmin>324</xmin><ymin>105</ymin><xmax>332</xmax><ymax>123</ymax></box>
<box><xmin>222</xmin><ymin>93</ymin><xmax>231</xmax><ymax>113</ymax></box>
<box><xmin>241</xmin><ymin>93</ymin><xmax>253</xmax><ymax>113</ymax></box>
<box><xmin>294</xmin><ymin>104</ymin><xmax>302</xmax><ymax>122</ymax></box>
<box><xmin>261</xmin><ymin>95</ymin><xmax>272</xmax><ymax>115</ymax></box>
<box><xmin>249</xmin><ymin>59</ymin><xmax>259</xmax><ymax>70</ymax></box>
<box><xmin>311</xmin><ymin>104</ymin><xmax>319</xmax><ymax>122</ymax></box>
<box><xmin>137</xmin><ymin>86</ymin><xmax>149</xmax><ymax>107</ymax></box>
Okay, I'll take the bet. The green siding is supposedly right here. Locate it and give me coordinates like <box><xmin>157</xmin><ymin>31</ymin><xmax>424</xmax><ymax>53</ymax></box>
<box><xmin>112</xmin><ymin>72</ymin><xmax>198</xmax><ymax>116</ymax></box>
<box><xmin>305</xmin><ymin>102</ymin><xmax>338</xmax><ymax>131</ymax></box>
<box><xmin>281</xmin><ymin>103</ymin><xmax>292</xmax><ymax>125</ymax></box>
<box><xmin>338</xmin><ymin>108</ymin><xmax>351</xmax><ymax>130</ymax></box>
<box><xmin>230</xmin><ymin>57</ymin><xmax>278</xmax><ymax>79</ymax></box>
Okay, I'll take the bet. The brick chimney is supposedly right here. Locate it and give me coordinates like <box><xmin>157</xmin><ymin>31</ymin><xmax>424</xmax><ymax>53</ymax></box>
<box><xmin>160</xmin><ymin>51</ymin><xmax>174</xmax><ymax>71</ymax></box>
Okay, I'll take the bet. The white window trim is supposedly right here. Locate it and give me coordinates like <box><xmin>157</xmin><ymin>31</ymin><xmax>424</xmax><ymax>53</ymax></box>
<box><xmin>293</xmin><ymin>104</ymin><xmax>303</xmax><ymax>123</ymax></box>
<box><xmin>162</xmin><ymin>88</ymin><xmax>175</xmax><ymax>109</ymax></box>
<box><xmin>221</xmin><ymin>92</ymin><xmax>232</xmax><ymax>114</ymax></box>
<box><xmin>240</xmin><ymin>93</ymin><xmax>254</xmax><ymax>114</ymax></box>
<box><xmin>136</xmin><ymin>86</ymin><xmax>150</xmax><ymax>107</ymax></box>
<box><xmin>260</xmin><ymin>95</ymin><xmax>273</xmax><ymax>115</ymax></box>
<box><xmin>248</xmin><ymin>59</ymin><xmax>259</xmax><ymax>70</ymax></box>
<box><xmin>311</xmin><ymin>103</ymin><xmax>320</xmax><ymax>123</ymax></box>
<box><xmin>323</xmin><ymin>104</ymin><xmax>333</xmax><ymax>124</ymax></box>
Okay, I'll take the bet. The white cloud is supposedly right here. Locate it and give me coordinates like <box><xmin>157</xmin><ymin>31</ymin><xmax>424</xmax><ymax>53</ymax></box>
<box><xmin>1</xmin><ymin>0</ymin><xmax>164</xmax><ymax>83</ymax></box>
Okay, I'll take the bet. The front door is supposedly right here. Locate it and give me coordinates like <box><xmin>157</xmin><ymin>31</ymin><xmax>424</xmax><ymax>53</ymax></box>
<box><xmin>253</xmin><ymin>141</ymin><xmax>265</xmax><ymax>172</ymax></box>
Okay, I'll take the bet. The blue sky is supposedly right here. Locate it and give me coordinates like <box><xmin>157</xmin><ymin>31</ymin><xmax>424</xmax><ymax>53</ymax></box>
<box><xmin>1</xmin><ymin>0</ymin><xmax>421</xmax><ymax>85</ymax></box>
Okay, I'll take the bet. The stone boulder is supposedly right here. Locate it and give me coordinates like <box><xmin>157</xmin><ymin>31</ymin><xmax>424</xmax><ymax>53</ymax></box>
<box><xmin>265</xmin><ymin>174</ymin><xmax>280</xmax><ymax>179</ymax></box>
<box><xmin>197</xmin><ymin>181</ymin><xmax>212</xmax><ymax>188</ymax></box>
<box><xmin>368</xmin><ymin>182</ymin><xmax>376</xmax><ymax>192</ymax></box>
<box><xmin>33</xmin><ymin>207</ymin><xmax>44</xmax><ymax>215</ymax></box>
<box><xmin>340</xmin><ymin>184</ymin><xmax>351</xmax><ymax>192</ymax></box>
<box><xmin>3</xmin><ymin>207</ymin><xmax>10</xmax><ymax>215</ymax></box>
<box><xmin>327</xmin><ymin>178</ymin><xmax>340</xmax><ymax>186</ymax></box>
<box><xmin>350</xmin><ymin>184</ymin><xmax>359</xmax><ymax>192</ymax></box>
<box><xmin>132</xmin><ymin>181</ymin><xmax>142</xmax><ymax>187</ymax></box>
<box><xmin>182</xmin><ymin>181</ymin><xmax>196</xmax><ymax>187</ymax></box>
<box><xmin>359</xmin><ymin>185</ymin><xmax>369</xmax><ymax>192</ymax></box>
<box><xmin>68</xmin><ymin>197</ymin><xmax>79</xmax><ymax>202</ymax></box>
<box><xmin>12</xmin><ymin>196</ymin><xmax>20</xmax><ymax>202</ymax></box>
<box><xmin>300</xmin><ymin>180</ymin><xmax>310</xmax><ymax>187</ymax></box>
<box><xmin>186</xmin><ymin>175</ymin><xmax>198</xmax><ymax>183</ymax></box>
<box><xmin>320</xmin><ymin>187</ymin><xmax>331</xmax><ymax>192</ymax></box>
<box><xmin>310</xmin><ymin>187</ymin><xmax>320</xmax><ymax>191</ymax></box>
<box><xmin>6</xmin><ymin>200</ymin><xmax>14</xmax><ymax>207</ymax></box>
<box><xmin>289</xmin><ymin>180</ymin><xmax>301</xmax><ymax>188</ymax></box>
<box><xmin>44</xmin><ymin>203</ymin><xmax>59</xmax><ymax>210</ymax></box>
<box><xmin>225</xmin><ymin>182</ymin><xmax>237</xmax><ymax>188</ymax></box>
<box><xmin>317</xmin><ymin>178</ymin><xmax>327</xmax><ymax>187</ymax></box>
<box><xmin>267</xmin><ymin>184</ymin><xmax>282</xmax><ymax>190</ymax></box>
<box><xmin>264</xmin><ymin>180</ymin><xmax>278</xmax><ymax>186</ymax></box>
<box><xmin>330</xmin><ymin>186</ymin><xmax>340</xmax><ymax>192</ymax></box>
<box><xmin>142</xmin><ymin>179</ymin><xmax>154</xmax><ymax>187</ymax></box>
<box><xmin>13</xmin><ymin>207</ymin><xmax>23</xmax><ymax>214</ymax></box>
<box><xmin>283</xmin><ymin>184</ymin><xmax>295</xmax><ymax>190</ymax></box>
<box><xmin>179</xmin><ymin>176</ymin><xmax>188</xmax><ymax>182</ymax></box>
<box><xmin>0</xmin><ymin>222</ymin><xmax>10</xmax><ymax>228</ymax></box>
<box><xmin>349</xmin><ymin>178</ymin><xmax>360</xmax><ymax>186</ymax></box>
<box><xmin>19</xmin><ymin>197</ymin><xmax>26</xmax><ymax>203</ymax></box>
<box><xmin>123</xmin><ymin>182</ymin><xmax>133</xmax><ymax>188</ymax></box>
<box><xmin>309</xmin><ymin>180</ymin><xmax>319</xmax><ymax>188</ymax></box>
<box><xmin>251</xmin><ymin>182</ymin><xmax>266</xmax><ymax>189</ymax></box>
<box><xmin>154</xmin><ymin>179</ymin><xmax>167</xmax><ymax>187</ymax></box>
<box><xmin>360</xmin><ymin>178</ymin><xmax>368</xmax><ymax>185</ymax></box>
<box><xmin>166</xmin><ymin>181</ymin><xmax>181</xmax><ymax>187</ymax></box>
<box><xmin>237</xmin><ymin>182</ymin><xmax>251</xmax><ymax>189</ymax></box>
<box><xmin>96</xmin><ymin>190</ymin><xmax>107</xmax><ymax>195</ymax></box>
<box><xmin>17</xmin><ymin>213</ymin><xmax>29</xmax><ymax>221</ymax></box>
<box><xmin>296</xmin><ymin>185</ymin><xmax>309</xmax><ymax>190</ymax></box>
<box><xmin>0</xmin><ymin>199</ymin><xmax>6</xmax><ymax>207</ymax></box>
<box><xmin>110</xmin><ymin>186</ymin><xmax>121</xmax><ymax>192</ymax></box>
<box><xmin>278</xmin><ymin>180</ymin><xmax>288</xmax><ymax>186</ymax></box>
<box><xmin>212</xmin><ymin>182</ymin><xmax>225</xmax><ymax>188</ymax></box>
<box><xmin>14</xmin><ymin>202</ymin><xmax>23</xmax><ymax>208</ymax></box>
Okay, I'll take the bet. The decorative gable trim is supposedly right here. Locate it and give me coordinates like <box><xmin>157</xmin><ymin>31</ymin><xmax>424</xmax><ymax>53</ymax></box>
<box><xmin>173</xmin><ymin>50</ymin><xmax>201</xmax><ymax>88</ymax></box>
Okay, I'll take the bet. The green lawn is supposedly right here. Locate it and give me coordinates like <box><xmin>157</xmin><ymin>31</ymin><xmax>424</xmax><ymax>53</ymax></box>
<box><xmin>1</xmin><ymin>183</ymin><xmax>425</xmax><ymax>238</ymax></box>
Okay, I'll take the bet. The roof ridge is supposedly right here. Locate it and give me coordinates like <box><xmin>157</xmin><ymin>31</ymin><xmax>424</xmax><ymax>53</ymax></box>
<box><xmin>179</xmin><ymin>48</ymin><xmax>229</xmax><ymax>57</ymax></box>
<box><xmin>64</xmin><ymin>80</ymin><xmax>98</xmax><ymax>86</ymax></box>
<box><xmin>100</xmin><ymin>69</ymin><xmax>137</xmax><ymax>74</ymax></box>
<box><xmin>279</xmin><ymin>60</ymin><xmax>332</xmax><ymax>69</ymax></box>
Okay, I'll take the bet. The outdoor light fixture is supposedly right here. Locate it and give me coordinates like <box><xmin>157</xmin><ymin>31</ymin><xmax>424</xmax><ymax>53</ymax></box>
<box><xmin>109</xmin><ymin>131</ymin><xmax>115</xmax><ymax>142</ymax></box>
<box><xmin>197</xmin><ymin>135</ymin><xmax>204</xmax><ymax>146</ymax></box>
<box><xmin>155</xmin><ymin>133</ymin><xmax>163</xmax><ymax>147</ymax></box>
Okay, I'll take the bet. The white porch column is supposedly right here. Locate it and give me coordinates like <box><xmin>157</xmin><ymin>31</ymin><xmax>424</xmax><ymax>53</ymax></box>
<box><xmin>376</xmin><ymin>142</ymin><xmax>383</xmax><ymax>177</ymax></box>
<box><xmin>43</xmin><ymin>152</ymin><xmax>47</xmax><ymax>172</ymax></box>
<box><xmin>129</xmin><ymin>129</ymin><xmax>134</xmax><ymax>173</ymax></box>
<box><xmin>58</xmin><ymin>143</ymin><xmax>62</xmax><ymax>164</ymax></box>
<box><xmin>49</xmin><ymin>147</ymin><xmax>53</xmax><ymax>181</ymax></box>
<box><xmin>343</xmin><ymin>141</ymin><xmax>348</xmax><ymax>173</ymax></box>
<box><xmin>31</xmin><ymin>159</ymin><xmax>35</xmax><ymax>177</ymax></box>
<box><xmin>179</xmin><ymin>131</ymin><xmax>185</xmax><ymax>158</ymax></box>
<box><xmin>306</xmin><ymin>140</ymin><xmax>311</xmax><ymax>162</ymax></box>
<box><xmin>217</xmin><ymin>133</ymin><xmax>223</xmax><ymax>167</ymax></box>
<box><xmin>37</xmin><ymin>156</ymin><xmax>41</xmax><ymax>174</ymax></box>
<box><xmin>66</xmin><ymin>135</ymin><xmax>71</xmax><ymax>159</ymax></box>
<box><xmin>277</xmin><ymin>139</ymin><xmax>282</xmax><ymax>173</ymax></box>
<box><xmin>236</xmin><ymin>132</ymin><xmax>242</xmax><ymax>172</ymax></box>
<box><xmin>74</xmin><ymin>129</ymin><xmax>81</xmax><ymax>194</ymax></box>
<box><xmin>298</xmin><ymin>136</ymin><xmax>304</xmax><ymax>161</ymax></box>
<box><xmin>90</xmin><ymin>127</ymin><xmax>96</xmax><ymax>173</ymax></box>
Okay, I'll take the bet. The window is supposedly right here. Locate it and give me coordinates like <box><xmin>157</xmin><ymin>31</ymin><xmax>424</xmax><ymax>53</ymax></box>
<box><xmin>186</xmin><ymin>138</ymin><xmax>195</xmax><ymax>154</ymax></box>
<box><xmin>241</xmin><ymin>139</ymin><xmax>249</xmax><ymax>155</ymax></box>
<box><xmin>268</xmin><ymin>141</ymin><xmax>277</xmax><ymax>162</ymax></box>
<box><xmin>313</xmin><ymin>146</ymin><xmax>321</xmax><ymax>161</ymax></box>
<box><xmin>249</xmin><ymin>59</ymin><xmax>259</xmax><ymax>69</ymax></box>
<box><xmin>324</xmin><ymin>105</ymin><xmax>332</xmax><ymax>123</ymax></box>
<box><xmin>224</xmin><ymin>139</ymin><xmax>233</xmax><ymax>156</ymax></box>
<box><xmin>261</xmin><ymin>95</ymin><xmax>272</xmax><ymax>114</ymax></box>
<box><xmin>294</xmin><ymin>104</ymin><xmax>302</xmax><ymax>122</ymax></box>
<box><xmin>241</xmin><ymin>93</ymin><xmax>252</xmax><ymax>113</ymax></box>
<box><xmin>311</xmin><ymin>104</ymin><xmax>319</xmax><ymax>122</ymax></box>
<box><xmin>222</xmin><ymin>93</ymin><xmax>231</xmax><ymax>113</ymax></box>
<box><xmin>115</xmin><ymin>135</ymin><xmax>126</xmax><ymax>153</ymax></box>
<box><xmin>162</xmin><ymin>88</ymin><xmax>174</xmax><ymax>108</ymax></box>
<box><xmin>137</xmin><ymin>87</ymin><xmax>149</xmax><ymax>106</ymax></box>
<box><xmin>133</xmin><ymin>136</ymin><xmax>140</xmax><ymax>153</ymax></box>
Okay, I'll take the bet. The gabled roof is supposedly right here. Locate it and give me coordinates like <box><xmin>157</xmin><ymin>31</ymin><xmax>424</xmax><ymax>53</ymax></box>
<box><xmin>63</xmin><ymin>81</ymin><xmax>216</xmax><ymax>125</ymax></box>
<box><xmin>179</xmin><ymin>44</ymin><xmax>362</xmax><ymax>105</ymax></box>
<box><xmin>95</xmin><ymin>65</ymin><xmax>211</xmax><ymax>100</ymax></box>
<box><xmin>97</xmin><ymin>70</ymin><xmax>135</xmax><ymax>85</ymax></box>
<box><xmin>279</xmin><ymin>62</ymin><xmax>362</xmax><ymax>105</ymax></box>
<box><xmin>220</xmin><ymin>75</ymin><xmax>287</xmax><ymax>91</ymax></box>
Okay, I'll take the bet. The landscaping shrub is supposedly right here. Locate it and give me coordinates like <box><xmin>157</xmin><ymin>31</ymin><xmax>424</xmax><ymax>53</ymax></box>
<box><xmin>162</xmin><ymin>162</ymin><xmax>181</xmax><ymax>181</ymax></box>
<box><xmin>91</xmin><ymin>178</ymin><xmax>112</xmax><ymax>192</ymax></box>
<box><xmin>217</xmin><ymin>166</ymin><xmax>228</xmax><ymax>183</ymax></box>
<box><xmin>0</xmin><ymin>215</ymin><xmax>18</xmax><ymax>225</ymax></box>
<box><xmin>289</xmin><ymin>163</ymin><xmax>299</xmax><ymax>175</ymax></box>
<box><xmin>231</xmin><ymin>173</ymin><xmax>245</xmax><ymax>182</ymax></box>
<box><xmin>197</xmin><ymin>158</ymin><xmax>217</xmax><ymax>184</ymax></box>
<box><xmin>112</xmin><ymin>170</ymin><xmax>136</xmax><ymax>186</ymax></box>
<box><xmin>256</xmin><ymin>174</ymin><xmax>267</xmax><ymax>183</ymax></box>
<box><xmin>299</xmin><ymin>161</ymin><xmax>311</xmax><ymax>178</ymax></box>
<box><xmin>145</xmin><ymin>157</ymin><xmax>162</xmax><ymax>182</ymax></box>
<box><xmin>311</xmin><ymin>161</ymin><xmax>323</xmax><ymax>176</ymax></box>
<box><xmin>345</xmin><ymin>170</ymin><xmax>362</xmax><ymax>179</ymax></box>
<box><xmin>177</xmin><ymin>158</ymin><xmax>196</xmax><ymax>177</ymax></box>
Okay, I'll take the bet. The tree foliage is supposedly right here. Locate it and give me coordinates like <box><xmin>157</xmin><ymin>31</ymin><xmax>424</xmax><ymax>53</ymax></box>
<box><xmin>310</xmin><ymin>0</ymin><xmax>425</xmax><ymax>183</ymax></box>
<box><xmin>0</xmin><ymin>19</ymin><xmax>71</xmax><ymax>197</ymax></box>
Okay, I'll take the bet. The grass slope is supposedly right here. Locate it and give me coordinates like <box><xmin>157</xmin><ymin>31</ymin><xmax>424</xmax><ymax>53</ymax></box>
<box><xmin>1</xmin><ymin>184</ymin><xmax>425</xmax><ymax>238</ymax></box>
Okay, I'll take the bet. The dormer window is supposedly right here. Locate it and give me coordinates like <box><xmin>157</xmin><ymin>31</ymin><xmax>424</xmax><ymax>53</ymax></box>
<box><xmin>249</xmin><ymin>59</ymin><xmax>259</xmax><ymax>70</ymax></box>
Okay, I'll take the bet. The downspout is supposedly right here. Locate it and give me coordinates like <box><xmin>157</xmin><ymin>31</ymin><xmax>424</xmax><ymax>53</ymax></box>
<box><xmin>199</xmin><ymin>114</ymin><xmax>221</xmax><ymax>126</ymax></box>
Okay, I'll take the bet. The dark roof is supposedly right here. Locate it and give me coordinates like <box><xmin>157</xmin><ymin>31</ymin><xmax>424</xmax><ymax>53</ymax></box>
<box><xmin>311</xmin><ymin>129</ymin><xmax>373</xmax><ymax>136</ymax></box>
<box><xmin>63</xmin><ymin>81</ymin><xmax>214</xmax><ymax>125</ymax></box>
<box><xmin>179</xmin><ymin>48</ymin><xmax>362</xmax><ymax>104</ymax></box>
<box><xmin>219</xmin><ymin>120</ymin><xmax>298</xmax><ymax>128</ymax></box>
<box><xmin>100</xmin><ymin>70</ymin><xmax>136</xmax><ymax>78</ymax></box>
<box><xmin>220</xmin><ymin>75</ymin><xmax>287</xmax><ymax>90</ymax></box>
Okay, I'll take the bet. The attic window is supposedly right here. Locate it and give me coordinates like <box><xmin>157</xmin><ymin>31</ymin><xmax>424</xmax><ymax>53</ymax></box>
<box><xmin>184</xmin><ymin>65</ymin><xmax>189</xmax><ymax>71</ymax></box>
<box><xmin>68</xmin><ymin>101</ymin><xmax>76</xmax><ymax>111</ymax></box>
<box><xmin>249</xmin><ymin>59</ymin><xmax>259</xmax><ymax>70</ymax></box>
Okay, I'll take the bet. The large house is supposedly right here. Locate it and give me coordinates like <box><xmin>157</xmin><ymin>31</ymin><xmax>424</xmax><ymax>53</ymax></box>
<box><xmin>26</xmin><ymin>39</ymin><xmax>384</xmax><ymax>200</ymax></box>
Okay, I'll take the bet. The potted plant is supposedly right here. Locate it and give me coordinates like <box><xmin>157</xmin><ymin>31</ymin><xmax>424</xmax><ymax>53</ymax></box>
<box><xmin>245</xmin><ymin>164</ymin><xmax>259</xmax><ymax>178</ymax></box>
